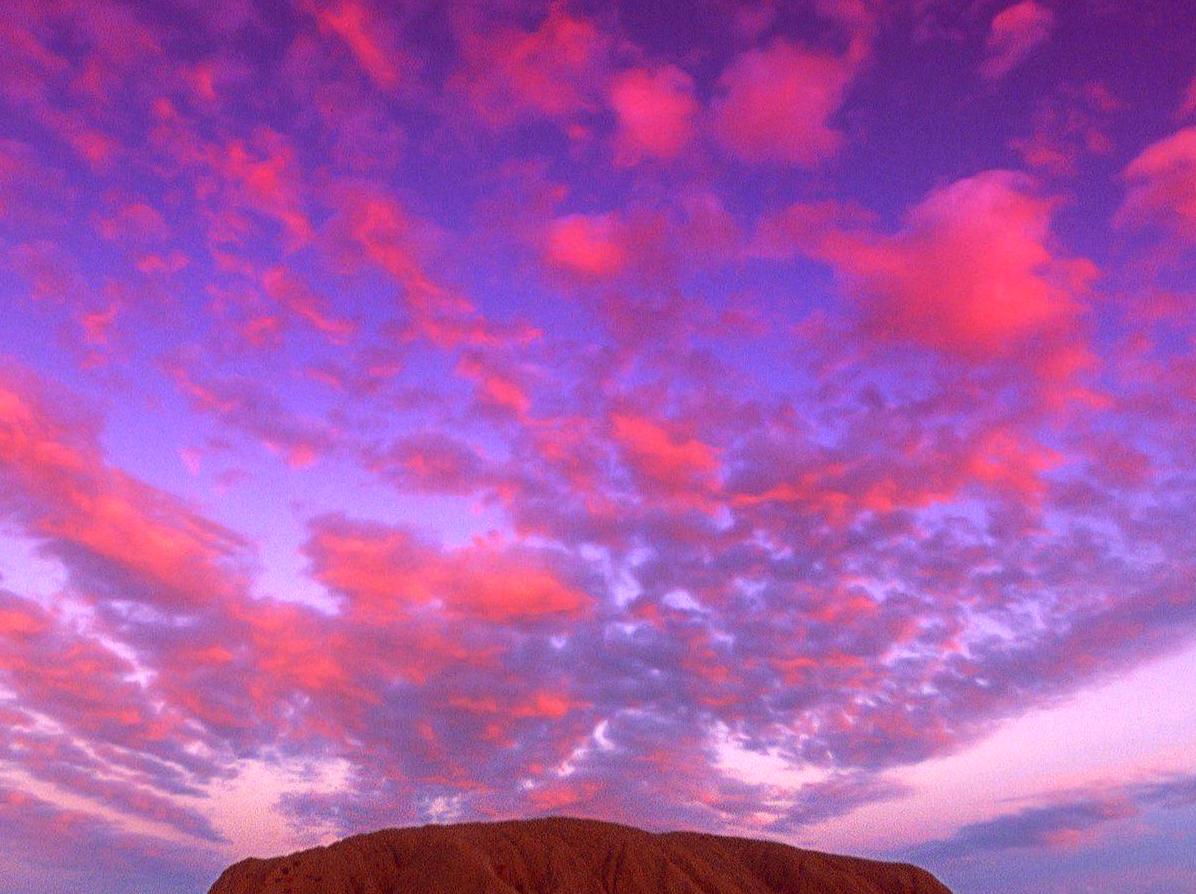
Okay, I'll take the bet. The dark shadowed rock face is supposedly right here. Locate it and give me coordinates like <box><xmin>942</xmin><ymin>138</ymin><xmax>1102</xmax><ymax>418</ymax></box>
<box><xmin>207</xmin><ymin>816</ymin><xmax>952</xmax><ymax>894</ymax></box>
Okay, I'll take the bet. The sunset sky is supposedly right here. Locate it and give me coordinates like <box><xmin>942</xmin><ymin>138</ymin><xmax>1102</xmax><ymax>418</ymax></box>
<box><xmin>2</xmin><ymin>1</ymin><xmax>1196</xmax><ymax>892</ymax></box>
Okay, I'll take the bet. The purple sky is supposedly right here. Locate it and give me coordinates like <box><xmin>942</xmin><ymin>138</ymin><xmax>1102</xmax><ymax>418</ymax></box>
<box><xmin>2</xmin><ymin>2</ymin><xmax>1196</xmax><ymax>892</ymax></box>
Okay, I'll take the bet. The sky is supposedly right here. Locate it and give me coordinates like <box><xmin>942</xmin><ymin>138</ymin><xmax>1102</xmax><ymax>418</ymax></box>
<box><xmin>1</xmin><ymin>1</ymin><xmax>1196</xmax><ymax>892</ymax></box>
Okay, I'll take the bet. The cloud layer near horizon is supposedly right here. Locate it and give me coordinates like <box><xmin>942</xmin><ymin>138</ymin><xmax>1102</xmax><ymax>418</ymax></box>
<box><xmin>2</xmin><ymin>2</ymin><xmax>1196</xmax><ymax>893</ymax></box>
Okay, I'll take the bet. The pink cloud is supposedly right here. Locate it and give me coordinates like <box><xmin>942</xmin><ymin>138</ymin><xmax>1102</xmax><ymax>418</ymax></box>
<box><xmin>327</xmin><ymin>185</ymin><xmax>523</xmax><ymax>347</ymax></box>
<box><xmin>213</xmin><ymin>132</ymin><xmax>313</xmax><ymax>247</ymax></box>
<box><xmin>0</xmin><ymin>786</ymin><xmax>221</xmax><ymax>893</ymax></box>
<box><xmin>909</xmin><ymin>785</ymin><xmax>1174</xmax><ymax>860</ymax></box>
<box><xmin>544</xmin><ymin>213</ymin><xmax>628</xmax><ymax>279</ymax></box>
<box><xmin>610</xmin><ymin>412</ymin><xmax>721</xmax><ymax>500</ymax></box>
<box><xmin>135</xmin><ymin>250</ymin><xmax>189</xmax><ymax>275</ymax></box>
<box><xmin>455</xmin><ymin>351</ymin><xmax>535</xmax><ymax>419</ymax></box>
<box><xmin>163</xmin><ymin>355</ymin><xmax>338</xmax><ymax>467</ymax></box>
<box><xmin>306</xmin><ymin>515</ymin><xmax>592</xmax><ymax>625</ymax></box>
<box><xmin>7</xmin><ymin>239</ymin><xmax>86</xmax><ymax>303</ymax></box>
<box><xmin>367</xmin><ymin>432</ymin><xmax>491</xmax><ymax>495</ymax></box>
<box><xmin>451</xmin><ymin>4</ymin><xmax>610</xmax><ymax>127</ymax></box>
<box><xmin>447</xmin><ymin>553</ymin><xmax>590</xmax><ymax>623</ymax></box>
<box><xmin>79</xmin><ymin>301</ymin><xmax>119</xmax><ymax>348</ymax></box>
<box><xmin>0</xmin><ymin>365</ymin><xmax>250</xmax><ymax>609</ymax></box>
<box><xmin>0</xmin><ymin>585</ymin><xmax>249</xmax><ymax>827</ymax></box>
<box><xmin>95</xmin><ymin>201</ymin><xmax>170</xmax><ymax>244</ymax></box>
<box><xmin>261</xmin><ymin>267</ymin><xmax>358</xmax><ymax>344</ymax></box>
<box><xmin>728</xmin><ymin>411</ymin><xmax>1060</xmax><ymax>522</ymax></box>
<box><xmin>758</xmin><ymin>171</ymin><xmax>1095</xmax><ymax>369</ymax></box>
<box><xmin>312</xmin><ymin>1</ymin><xmax>403</xmax><ymax>89</ymax></box>
<box><xmin>1117</xmin><ymin>126</ymin><xmax>1196</xmax><ymax>243</ymax></box>
<box><xmin>1180</xmin><ymin>75</ymin><xmax>1196</xmax><ymax>119</ymax></box>
<box><xmin>981</xmin><ymin>1</ymin><xmax>1055</xmax><ymax>81</ymax></box>
<box><xmin>610</xmin><ymin>65</ymin><xmax>698</xmax><ymax>165</ymax></box>
<box><xmin>712</xmin><ymin>38</ymin><xmax>859</xmax><ymax>166</ymax></box>
<box><xmin>1010</xmin><ymin>82</ymin><xmax>1122</xmax><ymax>176</ymax></box>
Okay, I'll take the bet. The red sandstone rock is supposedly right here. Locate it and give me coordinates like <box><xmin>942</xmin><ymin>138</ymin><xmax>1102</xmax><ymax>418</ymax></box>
<box><xmin>207</xmin><ymin>816</ymin><xmax>952</xmax><ymax>894</ymax></box>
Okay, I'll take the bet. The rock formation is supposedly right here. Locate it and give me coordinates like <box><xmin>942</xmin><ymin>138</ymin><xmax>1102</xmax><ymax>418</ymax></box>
<box><xmin>208</xmin><ymin>816</ymin><xmax>951</xmax><ymax>894</ymax></box>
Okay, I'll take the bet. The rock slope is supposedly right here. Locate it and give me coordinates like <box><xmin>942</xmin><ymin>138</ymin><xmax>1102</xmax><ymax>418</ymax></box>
<box><xmin>207</xmin><ymin>816</ymin><xmax>951</xmax><ymax>894</ymax></box>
